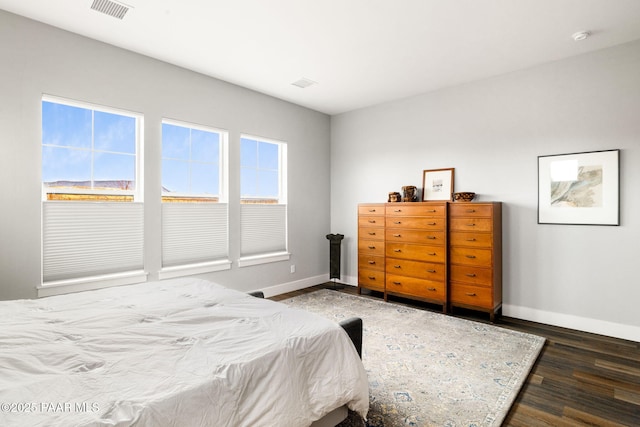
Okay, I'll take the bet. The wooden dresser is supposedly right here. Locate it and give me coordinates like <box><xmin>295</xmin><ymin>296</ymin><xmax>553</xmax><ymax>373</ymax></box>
<box><xmin>357</xmin><ymin>204</ymin><xmax>386</xmax><ymax>293</ymax></box>
<box><xmin>384</xmin><ymin>202</ymin><xmax>448</xmax><ymax>312</ymax></box>
<box><xmin>448</xmin><ymin>202</ymin><xmax>502</xmax><ymax>321</ymax></box>
<box><xmin>357</xmin><ymin>201</ymin><xmax>502</xmax><ymax>321</ymax></box>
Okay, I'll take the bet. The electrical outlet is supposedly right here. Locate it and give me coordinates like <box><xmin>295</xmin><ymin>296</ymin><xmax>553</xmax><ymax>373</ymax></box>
<box><xmin>290</xmin><ymin>265</ymin><xmax>296</xmax><ymax>274</ymax></box>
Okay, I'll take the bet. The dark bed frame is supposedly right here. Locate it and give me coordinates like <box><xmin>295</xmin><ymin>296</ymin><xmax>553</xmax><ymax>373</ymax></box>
<box><xmin>248</xmin><ymin>291</ymin><xmax>363</xmax><ymax>358</ymax></box>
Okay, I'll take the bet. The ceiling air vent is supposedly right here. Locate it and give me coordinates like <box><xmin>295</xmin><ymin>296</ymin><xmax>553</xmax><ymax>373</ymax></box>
<box><xmin>291</xmin><ymin>78</ymin><xmax>317</xmax><ymax>89</ymax></box>
<box><xmin>90</xmin><ymin>0</ymin><xmax>131</xmax><ymax>20</ymax></box>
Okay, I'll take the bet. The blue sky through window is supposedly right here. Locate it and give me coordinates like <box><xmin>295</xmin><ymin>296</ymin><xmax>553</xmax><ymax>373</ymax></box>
<box><xmin>240</xmin><ymin>137</ymin><xmax>280</xmax><ymax>199</ymax></box>
<box><xmin>161</xmin><ymin>122</ymin><xmax>220</xmax><ymax>196</ymax></box>
<box><xmin>42</xmin><ymin>100</ymin><xmax>137</xmax><ymax>191</ymax></box>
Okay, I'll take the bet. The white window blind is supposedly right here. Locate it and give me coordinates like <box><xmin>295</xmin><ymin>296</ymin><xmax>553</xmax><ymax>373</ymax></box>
<box><xmin>42</xmin><ymin>202</ymin><xmax>144</xmax><ymax>283</ymax></box>
<box><xmin>240</xmin><ymin>204</ymin><xmax>287</xmax><ymax>256</ymax></box>
<box><xmin>162</xmin><ymin>203</ymin><xmax>228</xmax><ymax>266</ymax></box>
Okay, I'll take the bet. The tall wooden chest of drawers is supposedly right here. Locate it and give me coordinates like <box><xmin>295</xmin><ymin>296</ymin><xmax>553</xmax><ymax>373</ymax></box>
<box><xmin>357</xmin><ymin>201</ymin><xmax>502</xmax><ymax>321</ymax></box>
<box><xmin>384</xmin><ymin>202</ymin><xmax>448</xmax><ymax>311</ymax></box>
<box><xmin>357</xmin><ymin>204</ymin><xmax>386</xmax><ymax>293</ymax></box>
<box><xmin>448</xmin><ymin>202</ymin><xmax>502</xmax><ymax>321</ymax></box>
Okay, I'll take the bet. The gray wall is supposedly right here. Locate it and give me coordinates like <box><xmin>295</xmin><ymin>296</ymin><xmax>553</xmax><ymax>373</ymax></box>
<box><xmin>331</xmin><ymin>40</ymin><xmax>640</xmax><ymax>341</ymax></box>
<box><xmin>0</xmin><ymin>10</ymin><xmax>331</xmax><ymax>300</ymax></box>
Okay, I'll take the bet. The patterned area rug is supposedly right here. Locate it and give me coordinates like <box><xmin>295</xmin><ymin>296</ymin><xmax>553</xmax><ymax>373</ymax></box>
<box><xmin>282</xmin><ymin>290</ymin><xmax>545</xmax><ymax>427</ymax></box>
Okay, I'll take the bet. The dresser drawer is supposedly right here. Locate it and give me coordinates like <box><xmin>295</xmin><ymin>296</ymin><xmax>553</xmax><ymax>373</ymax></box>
<box><xmin>385</xmin><ymin>229</ymin><xmax>445</xmax><ymax>244</ymax></box>
<box><xmin>450</xmin><ymin>265</ymin><xmax>492</xmax><ymax>286</ymax></box>
<box><xmin>449</xmin><ymin>218</ymin><xmax>493</xmax><ymax>232</ymax></box>
<box><xmin>449</xmin><ymin>231</ymin><xmax>493</xmax><ymax>248</ymax></box>
<box><xmin>358</xmin><ymin>204</ymin><xmax>385</xmax><ymax>216</ymax></box>
<box><xmin>358</xmin><ymin>255</ymin><xmax>385</xmax><ymax>271</ymax></box>
<box><xmin>359</xmin><ymin>226</ymin><xmax>384</xmax><ymax>241</ymax></box>
<box><xmin>358</xmin><ymin>239</ymin><xmax>385</xmax><ymax>256</ymax></box>
<box><xmin>358</xmin><ymin>269</ymin><xmax>385</xmax><ymax>291</ymax></box>
<box><xmin>450</xmin><ymin>247</ymin><xmax>492</xmax><ymax>267</ymax></box>
<box><xmin>450</xmin><ymin>283</ymin><xmax>492</xmax><ymax>308</ymax></box>
<box><xmin>359</xmin><ymin>216</ymin><xmax>385</xmax><ymax>228</ymax></box>
<box><xmin>386</xmin><ymin>204</ymin><xmax>445</xmax><ymax>217</ymax></box>
<box><xmin>386</xmin><ymin>259</ymin><xmax>445</xmax><ymax>282</ymax></box>
<box><xmin>386</xmin><ymin>243</ymin><xmax>445</xmax><ymax>262</ymax></box>
<box><xmin>449</xmin><ymin>204</ymin><xmax>493</xmax><ymax>217</ymax></box>
<box><xmin>386</xmin><ymin>217</ymin><xmax>445</xmax><ymax>230</ymax></box>
<box><xmin>386</xmin><ymin>274</ymin><xmax>445</xmax><ymax>300</ymax></box>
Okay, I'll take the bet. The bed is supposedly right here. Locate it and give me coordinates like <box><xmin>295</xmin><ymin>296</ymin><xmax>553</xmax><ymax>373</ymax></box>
<box><xmin>0</xmin><ymin>278</ymin><xmax>368</xmax><ymax>426</ymax></box>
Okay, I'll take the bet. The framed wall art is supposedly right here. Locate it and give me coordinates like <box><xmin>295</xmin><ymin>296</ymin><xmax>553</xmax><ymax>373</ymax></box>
<box><xmin>538</xmin><ymin>149</ymin><xmax>619</xmax><ymax>225</ymax></box>
<box><xmin>422</xmin><ymin>168</ymin><xmax>454</xmax><ymax>201</ymax></box>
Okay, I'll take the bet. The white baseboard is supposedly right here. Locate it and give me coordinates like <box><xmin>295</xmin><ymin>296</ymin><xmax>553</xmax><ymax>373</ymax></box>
<box><xmin>503</xmin><ymin>304</ymin><xmax>640</xmax><ymax>343</ymax></box>
<box><xmin>261</xmin><ymin>276</ymin><xmax>639</xmax><ymax>342</ymax></box>
<box><xmin>259</xmin><ymin>274</ymin><xmax>357</xmax><ymax>298</ymax></box>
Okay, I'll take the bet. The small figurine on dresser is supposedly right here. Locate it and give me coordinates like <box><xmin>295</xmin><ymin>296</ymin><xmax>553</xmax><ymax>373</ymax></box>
<box><xmin>388</xmin><ymin>192</ymin><xmax>401</xmax><ymax>202</ymax></box>
<box><xmin>402</xmin><ymin>185</ymin><xmax>418</xmax><ymax>202</ymax></box>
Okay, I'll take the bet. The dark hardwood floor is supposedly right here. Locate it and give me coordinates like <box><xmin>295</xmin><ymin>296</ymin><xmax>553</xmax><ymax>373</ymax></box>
<box><xmin>271</xmin><ymin>283</ymin><xmax>640</xmax><ymax>427</ymax></box>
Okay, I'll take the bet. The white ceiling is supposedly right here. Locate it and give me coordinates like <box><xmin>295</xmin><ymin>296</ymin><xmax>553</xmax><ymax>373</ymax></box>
<box><xmin>2</xmin><ymin>0</ymin><xmax>640</xmax><ymax>115</ymax></box>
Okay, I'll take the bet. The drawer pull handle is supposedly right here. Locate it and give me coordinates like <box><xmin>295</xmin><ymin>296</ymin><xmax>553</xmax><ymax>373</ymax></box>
<box><xmin>368</xmin><ymin>261</ymin><xmax>376</xmax><ymax>265</ymax></box>
<box><xmin>394</xmin><ymin>209</ymin><xmax>402</xmax><ymax>212</ymax></box>
<box><xmin>466</xmin><ymin>209</ymin><xmax>476</xmax><ymax>213</ymax></box>
<box><xmin>368</xmin><ymin>209</ymin><xmax>377</xmax><ymax>212</ymax></box>
<box><xmin>394</xmin><ymin>265</ymin><xmax>401</xmax><ymax>268</ymax></box>
<box><xmin>466</xmin><ymin>238</ymin><xmax>476</xmax><ymax>241</ymax></box>
<box><xmin>368</xmin><ymin>245</ymin><xmax>376</xmax><ymax>249</ymax></box>
<box><xmin>427</xmin><ymin>236</ymin><xmax>436</xmax><ymax>240</ymax></box>
<box><xmin>428</xmin><ymin>252</ymin><xmax>437</xmax><ymax>256</ymax></box>
<box><xmin>466</xmin><ymin>273</ymin><xmax>476</xmax><ymax>277</ymax></box>
<box><xmin>428</xmin><ymin>222</ymin><xmax>437</xmax><ymax>226</ymax></box>
<box><xmin>368</xmin><ymin>232</ymin><xmax>377</xmax><ymax>235</ymax></box>
<box><xmin>368</xmin><ymin>276</ymin><xmax>376</xmax><ymax>280</ymax></box>
<box><xmin>466</xmin><ymin>255</ymin><xmax>476</xmax><ymax>258</ymax></box>
<box><xmin>368</xmin><ymin>220</ymin><xmax>377</xmax><ymax>223</ymax></box>
<box><xmin>427</xmin><ymin>269</ymin><xmax>436</xmax><ymax>273</ymax></box>
<box><xmin>394</xmin><ymin>221</ymin><xmax>402</xmax><ymax>224</ymax></box>
<box><xmin>393</xmin><ymin>281</ymin><xmax>402</xmax><ymax>285</ymax></box>
<box><xmin>427</xmin><ymin>209</ymin><xmax>436</xmax><ymax>212</ymax></box>
<box><xmin>393</xmin><ymin>234</ymin><xmax>401</xmax><ymax>237</ymax></box>
<box><xmin>467</xmin><ymin>223</ymin><xmax>476</xmax><ymax>227</ymax></box>
<box><xmin>394</xmin><ymin>249</ymin><xmax>402</xmax><ymax>252</ymax></box>
<box><xmin>465</xmin><ymin>292</ymin><xmax>477</xmax><ymax>297</ymax></box>
<box><xmin>427</xmin><ymin>287</ymin><xmax>437</xmax><ymax>291</ymax></box>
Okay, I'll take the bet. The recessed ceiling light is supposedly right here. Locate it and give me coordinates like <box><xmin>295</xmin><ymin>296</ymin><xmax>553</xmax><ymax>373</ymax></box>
<box><xmin>291</xmin><ymin>78</ymin><xmax>317</xmax><ymax>89</ymax></box>
<box><xmin>572</xmin><ymin>31</ymin><xmax>590</xmax><ymax>41</ymax></box>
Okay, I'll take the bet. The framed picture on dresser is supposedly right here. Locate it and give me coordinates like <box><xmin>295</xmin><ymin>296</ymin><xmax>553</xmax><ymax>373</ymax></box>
<box><xmin>422</xmin><ymin>168</ymin><xmax>454</xmax><ymax>201</ymax></box>
<box><xmin>538</xmin><ymin>149</ymin><xmax>620</xmax><ymax>225</ymax></box>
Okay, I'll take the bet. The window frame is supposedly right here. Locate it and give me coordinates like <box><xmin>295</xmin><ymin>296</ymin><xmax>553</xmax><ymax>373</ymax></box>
<box><xmin>161</xmin><ymin>118</ymin><xmax>228</xmax><ymax>203</ymax></box>
<box><xmin>238</xmin><ymin>134</ymin><xmax>289</xmax><ymax>267</ymax></box>
<box><xmin>41</xmin><ymin>95</ymin><xmax>144</xmax><ymax>203</ymax></box>
<box><xmin>159</xmin><ymin>118</ymin><xmax>231</xmax><ymax>278</ymax></box>
<box><xmin>40</xmin><ymin>95</ymin><xmax>146</xmax><ymax>296</ymax></box>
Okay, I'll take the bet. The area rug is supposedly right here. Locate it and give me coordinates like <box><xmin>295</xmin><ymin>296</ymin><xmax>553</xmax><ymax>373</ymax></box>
<box><xmin>282</xmin><ymin>290</ymin><xmax>545</xmax><ymax>427</ymax></box>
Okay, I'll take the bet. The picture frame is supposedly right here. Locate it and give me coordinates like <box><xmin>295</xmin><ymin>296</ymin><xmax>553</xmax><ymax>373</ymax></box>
<box><xmin>422</xmin><ymin>168</ymin><xmax>454</xmax><ymax>201</ymax></box>
<box><xmin>538</xmin><ymin>149</ymin><xmax>619</xmax><ymax>225</ymax></box>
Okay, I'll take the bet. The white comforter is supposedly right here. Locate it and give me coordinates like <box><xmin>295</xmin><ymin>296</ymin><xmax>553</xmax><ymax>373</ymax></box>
<box><xmin>0</xmin><ymin>278</ymin><xmax>368</xmax><ymax>426</ymax></box>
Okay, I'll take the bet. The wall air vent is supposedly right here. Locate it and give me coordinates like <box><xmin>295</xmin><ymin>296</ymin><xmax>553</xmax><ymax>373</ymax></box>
<box><xmin>90</xmin><ymin>0</ymin><xmax>131</xmax><ymax>20</ymax></box>
<box><xmin>291</xmin><ymin>78</ymin><xmax>317</xmax><ymax>89</ymax></box>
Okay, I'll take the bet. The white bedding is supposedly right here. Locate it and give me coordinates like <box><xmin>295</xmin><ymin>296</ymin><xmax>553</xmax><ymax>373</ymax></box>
<box><xmin>0</xmin><ymin>278</ymin><xmax>368</xmax><ymax>426</ymax></box>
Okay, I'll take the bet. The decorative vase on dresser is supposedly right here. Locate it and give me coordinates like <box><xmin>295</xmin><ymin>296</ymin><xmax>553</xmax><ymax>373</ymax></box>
<box><xmin>384</xmin><ymin>202</ymin><xmax>448</xmax><ymax>312</ymax></box>
<box><xmin>448</xmin><ymin>202</ymin><xmax>502</xmax><ymax>322</ymax></box>
<box><xmin>357</xmin><ymin>204</ymin><xmax>386</xmax><ymax>294</ymax></box>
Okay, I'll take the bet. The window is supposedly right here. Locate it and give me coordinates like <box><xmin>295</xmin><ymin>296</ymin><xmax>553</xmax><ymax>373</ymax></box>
<box><xmin>162</xmin><ymin>121</ymin><xmax>222</xmax><ymax>202</ymax></box>
<box><xmin>41</xmin><ymin>96</ymin><xmax>145</xmax><ymax>291</ymax></box>
<box><xmin>160</xmin><ymin>120</ymin><xmax>229</xmax><ymax>276</ymax></box>
<box><xmin>239</xmin><ymin>135</ymin><xmax>288</xmax><ymax>265</ymax></box>
<box><xmin>42</xmin><ymin>99</ymin><xmax>140</xmax><ymax>201</ymax></box>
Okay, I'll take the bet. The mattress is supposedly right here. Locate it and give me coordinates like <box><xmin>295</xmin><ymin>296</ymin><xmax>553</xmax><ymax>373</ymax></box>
<box><xmin>0</xmin><ymin>278</ymin><xmax>369</xmax><ymax>426</ymax></box>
